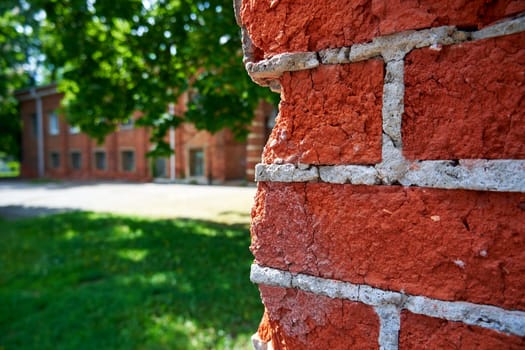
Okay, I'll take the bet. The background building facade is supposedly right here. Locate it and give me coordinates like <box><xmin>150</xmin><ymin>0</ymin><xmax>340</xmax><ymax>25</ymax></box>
<box><xmin>17</xmin><ymin>84</ymin><xmax>274</xmax><ymax>183</ymax></box>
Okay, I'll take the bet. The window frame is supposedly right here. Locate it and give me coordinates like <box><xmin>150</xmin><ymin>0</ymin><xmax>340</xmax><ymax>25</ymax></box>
<box><xmin>69</xmin><ymin>125</ymin><xmax>80</xmax><ymax>134</ymax></box>
<box><xmin>50</xmin><ymin>151</ymin><xmax>60</xmax><ymax>169</ymax></box>
<box><xmin>48</xmin><ymin>111</ymin><xmax>60</xmax><ymax>135</ymax></box>
<box><xmin>188</xmin><ymin>147</ymin><xmax>205</xmax><ymax>178</ymax></box>
<box><xmin>120</xmin><ymin>149</ymin><xmax>135</xmax><ymax>172</ymax></box>
<box><xmin>94</xmin><ymin>150</ymin><xmax>107</xmax><ymax>171</ymax></box>
<box><xmin>70</xmin><ymin>150</ymin><xmax>82</xmax><ymax>170</ymax></box>
<box><xmin>119</xmin><ymin>117</ymin><xmax>134</xmax><ymax>131</ymax></box>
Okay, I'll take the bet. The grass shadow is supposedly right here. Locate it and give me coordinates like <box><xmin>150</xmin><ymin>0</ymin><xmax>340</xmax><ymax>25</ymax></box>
<box><xmin>0</xmin><ymin>212</ymin><xmax>260</xmax><ymax>350</ymax></box>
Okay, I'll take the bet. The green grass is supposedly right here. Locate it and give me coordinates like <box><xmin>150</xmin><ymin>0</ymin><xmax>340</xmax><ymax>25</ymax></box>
<box><xmin>0</xmin><ymin>160</ymin><xmax>20</xmax><ymax>178</ymax></box>
<box><xmin>0</xmin><ymin>171</ymin><xmax>18</xmax><ymax>178</ymax></box>
<box><xmin>0</xmin><ymin>212</ymin><xmax>261</xmax><ymax>350</ymax></box>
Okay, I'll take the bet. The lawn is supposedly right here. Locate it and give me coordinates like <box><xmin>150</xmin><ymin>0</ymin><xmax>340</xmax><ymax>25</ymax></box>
<box><xmin>0</xmin><ymin>159</ymin><xmax>20</xmax><ymax>178</ymax></box>
<box><xmin>0</xmin><ymin>212</ymin><xmax>262</xmax><ymax>350</ymax></box>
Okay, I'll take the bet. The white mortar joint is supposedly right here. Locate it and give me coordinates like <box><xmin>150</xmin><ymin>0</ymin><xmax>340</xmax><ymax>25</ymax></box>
<box><xmin>242</xmin><ymin>16</ymin><xmax>525</xmax><ymax>84</ymax></box>
<box><xmin>250</xmin><ymin>264</ymin><xmax>525</xmax><ymax>338</ymax></box>
<box><xmin>255</xmin><ymin>159</ymin><xmax>525</xmax><ymax>192</ymax></box>
<box><xmin>375</xmin><ymin>304</ymin><xmax>401</xmax><ymax>350</ymax></box>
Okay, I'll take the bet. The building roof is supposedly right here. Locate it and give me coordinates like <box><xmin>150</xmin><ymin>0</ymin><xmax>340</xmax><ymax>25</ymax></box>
<box><xmin>15</xmin><ymin>83</ymin><xmax>58</xmax><ymax>101</ymax></box>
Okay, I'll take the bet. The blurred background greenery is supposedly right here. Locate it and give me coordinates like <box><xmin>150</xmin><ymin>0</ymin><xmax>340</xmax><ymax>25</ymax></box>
<box><xmin>0</xmin><ymin>0</ymin><xmax>277</xmax><ymax>161</ymax></box>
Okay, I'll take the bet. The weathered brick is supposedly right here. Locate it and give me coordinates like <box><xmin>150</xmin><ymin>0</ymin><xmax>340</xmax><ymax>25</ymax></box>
<box><xmin>258</xmin><ymin>285</ymin><xmax>379</xmax><ymax>350</ymax></box>
<box><xmin>400</xmin><ymin>311</ymin><xmax>525</xmax><ymax>349</ymax></box>
<box><xmin>403</xmin><ymin>32</ymin><xmax>525</xmax><ymax>160</ymax></box>
<box><xmin>240</xmin><ymin>0</ymin><xmax>525</xmax><ymax>57</ymax></box>
<box><xmin>262</xmin><ymin>62</ymin><xmax>383</xmax><ymax>165</ymax></box>
<box><xmin>375</xmin><ymin>1</ymin><xmax>525</xmax><ymax>36</ymax></box>
<box><xmin>251</xmin><ymin>182</ymin><xmax>525</xmax><ymax>310</ymax></box>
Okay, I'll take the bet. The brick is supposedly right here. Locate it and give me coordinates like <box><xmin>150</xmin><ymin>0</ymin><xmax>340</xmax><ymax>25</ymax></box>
<box><xmin>375</xmin><ymin>1</ymin><xmax>525</xmax><ymax>36</ymax></box>
<box><xmin>240</xmin><ymin>0</ymin><xmax>525</xmax><ymax>57</ymax></box>
<box><xmin>258</xmin><ymin>285</ymin><xmax>379</xmax><ymax>350</ymax></box>
<box><xmin>403</xmin><ymin>32</ymin><xmax>525</xmax><ymax>160</ymax></box>
<box><xmin>251</xmin><ymin>183</ymin><xmax>525</xmax><ymax>310</ymax></box>
<box><xmin>247</xmin><ymin>149</ymin><xmax>263</xmax><ymax>158</ymax></box>
<box><xmin>400</xmin><ymin>311</ymin><xmax>525</xmax><ymax>349</ymax></box>
<box><xmin>240</xmin><ymin>0</ymin><xmax>377</xmax><ymax>57</ymax></box>
<box><xmin>262</xmin><ymin>63</ymin><xmax>383</xmax><ymax>165</ymax></box>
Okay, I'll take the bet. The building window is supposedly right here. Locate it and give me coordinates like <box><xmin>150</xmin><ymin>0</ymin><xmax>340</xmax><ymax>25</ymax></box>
<box><xmin>70</xmin><ymin>151</ymin><xmax>82</xmax><ymax>170</ymax></box>
<box><xmin>69</xmin><ymin>125</ymin><xmax>80</xmax><ymax>134</ymax></box>
<box><xmin>119</xmin><ymin>118</ymin><xmax>134</xmax><ymax>130</ymax></box>
<box><xmin>94</xmin><ymin>151</ymin><xmax>106</xmax><ymax>170</ymax></box>
<box><xmin>189</xmin><ymin>148</ymin><xmax>204</xmax><ymax>177</ymax></box>
<box><xmin>50</xmin><ymin>152</ymin><xmax>60</xmax><ymax>169</ymax></box>
<box><xmin>154</xmin><ymin>158</ymin><xmax>167</xmax><ymax>178</ymax></box>
<box><xmin>48</xmin><ymin>112</ymin><xmax>59</xmax><ymax>135</ymax></box>
<box><xmin>121</xmin><ymin>150</ymin><xmax>135</xmax><ymax>172</ymax></box>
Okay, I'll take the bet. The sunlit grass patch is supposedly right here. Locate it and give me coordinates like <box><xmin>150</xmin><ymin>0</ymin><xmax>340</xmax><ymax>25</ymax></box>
<box><xmin>0</xmin><ymin>212</ymin><xmax>261</xmax><ymax>350</ymax></box>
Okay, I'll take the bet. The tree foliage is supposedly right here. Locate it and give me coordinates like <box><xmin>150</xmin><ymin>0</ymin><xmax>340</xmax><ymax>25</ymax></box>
<box><xmin>1</xmin><ymin>0</ymin><xmax>275</xmax><ymax>157</ymax></box>
<box><xmin>0</xmin><ymin>2</ymin><xmax>35</xmax><ymax>157</ymax></box>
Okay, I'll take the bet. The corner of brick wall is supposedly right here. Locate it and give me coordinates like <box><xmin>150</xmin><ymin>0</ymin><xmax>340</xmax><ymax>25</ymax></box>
<box><xmin>237</xmin><ymin>1</ymin><xmax>525</xmax><ymax>349</ymax></box>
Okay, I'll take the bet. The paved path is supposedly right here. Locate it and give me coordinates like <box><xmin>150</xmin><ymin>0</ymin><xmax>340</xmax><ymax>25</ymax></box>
<box><xmin>0</xmin><ymin>180</ymin><xmax>257</xmax><ymax>224</ymax></box>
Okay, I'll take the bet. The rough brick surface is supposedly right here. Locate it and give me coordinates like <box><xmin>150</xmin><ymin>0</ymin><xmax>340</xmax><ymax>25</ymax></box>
<box><xmin>400</xmin><ymin>311</ymin><xmax>525</xmax><ymax>349</ymax></box>
<box><xmin>262</xmin><ymin>63</ymin><xmax>383</xmax><ymax>165</ymax></box>
<box><xmin>240</xmin><ymin>0</ymin><xmax>525</xmax><ymax>57</ymax></box>
<box><xmin>376</xmin><ymin>1</ymin><xmax>525</xmax><ymax>36</ymax></box>
<box><xmin>240</xmin><ymin>0</ymin><xmax>378</xmax><ymax>57</ymax></box>
<box><xmin>258</xmin><ymin>285</ymin><xmax>379</xmax><ymax>350</ymax></box>
<box><xmin>251</xmin><ymin>182</ymin><xmax>525</xmax><ymax>310</ymax></box>
<box><xmin>403</xmin><ymin>32</ymin><xmax>525</xmax><ymax>160</ymax></box>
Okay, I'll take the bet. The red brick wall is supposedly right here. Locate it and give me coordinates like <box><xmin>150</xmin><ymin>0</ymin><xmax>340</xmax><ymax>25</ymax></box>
<box><xmin>18</xmin><ymin>90</ymin><xmax>151</xmax><ymax>182</ymax></box>
<box><xmin>241</xmin><ymin>1</ymin><xmax>525</xmax><ymax>57</ymax></box>
<box><xmin>263</xmin><ymin>62</ymin><xmax>383</xmax><ymax>165</ymax></box>
<box><xmin>238</xmin><ymin>1</ymin><xmax>525</xmax><ymax>349</ymax></box>
<box><xmin>400</xmin><ymin>312</ymin><xmax>525</xmax><ymax>349</ymax></box>
<box><xmin>18</xmin><ymin>90</ymin><xmax>248</xmax><ymax>183</ymax></box>
<box><xmin>173</xmin><ymin>123</ymin><xmax>246</xmax><ymax>183</ymax></box>
<box><xmin>246</xmin><ymin>100</ymin><xmax>275</xmax><ymax>181</ymax></box>
<box><xmin>20</xmin><ymin>99</ymin><xmax>39</xmax><ymax>178</ymax></box>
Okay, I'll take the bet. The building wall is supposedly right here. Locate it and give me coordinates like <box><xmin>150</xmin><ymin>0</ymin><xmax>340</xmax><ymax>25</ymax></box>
<box><xmin>17</xmin><ymin>87</ymin><xmax>253</xmax><ymax>183</ymax></box>
<box><xmin>20</xmin><ymin>99</ymin><xmax>39</xmax><ymax>178</ymax></box>
<box><xmin>238</xmin><ymin>1</ymin><xmax>525</xmax><ymax>349</ymax></box>
<box><xmin>18</xmin><ymin>89</ymin><xmax>152</xmax><ymax>182</ymax></box>
<box><xmin>246</xmin><ymin>101</ymin><xmax>276</xmax><ymax>181</ymax></box>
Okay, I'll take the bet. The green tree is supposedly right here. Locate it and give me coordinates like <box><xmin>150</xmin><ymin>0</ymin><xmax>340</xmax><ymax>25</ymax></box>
<box><xmin>19</xmin><ymin>0</ymin><xmax>275</xmax><ymax>156</ymax></box>
<box><xmin>0</xmin><ymin>2</ymin><xmax>37</xmax><ymax>157</ymax></box>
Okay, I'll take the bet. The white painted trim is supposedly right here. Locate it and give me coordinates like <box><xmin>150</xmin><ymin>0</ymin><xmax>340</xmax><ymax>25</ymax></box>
<box><xmin>169</xmin><ymin>126</ymin><xmax>176</xmax><ymax>181</ymax></box>
<box><xmin>16</xmin><ymin>85</ymin><xmax>58</xmax><ymax>101</ymax></box>
<box><xmin>31</xmin><ymin>89</ymin><xmax>45</xmax><ymax>177</ymax></box>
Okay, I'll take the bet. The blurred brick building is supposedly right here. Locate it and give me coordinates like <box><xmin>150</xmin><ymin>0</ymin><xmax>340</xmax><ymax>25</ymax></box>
<box><xmin>16</xmin><ymin>84</ymin><xmax>275</xmax><ymax>183</ymax></box>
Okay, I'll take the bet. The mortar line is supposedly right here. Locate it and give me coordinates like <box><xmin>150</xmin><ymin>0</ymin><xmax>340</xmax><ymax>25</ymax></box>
<box><xmin>375</xmin><ymin>305</ymin><xmax>401</xmax><ymax>350</ymax></box>
<box><xmin>254</xmin><ymin>161</ymin><xmax>525</xmax><ymax>192</ymax></box>
<box><xmin>245</xmin><ymin>15</ymin><xmax>525</xmax><ymax>82</ymax></box>
<box><xmin>250</xmin><ymin>264</ymin><xmax>525</xmax><ymax>337</ymax></box>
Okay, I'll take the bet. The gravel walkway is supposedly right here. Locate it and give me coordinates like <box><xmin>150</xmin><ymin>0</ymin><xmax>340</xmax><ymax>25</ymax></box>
<box><xmin>0</xmin><ymin>180</ymin><xmax>257</xmax><ymax>224</ymax></box>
